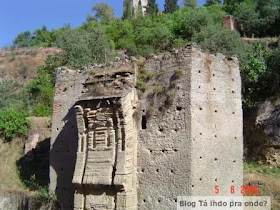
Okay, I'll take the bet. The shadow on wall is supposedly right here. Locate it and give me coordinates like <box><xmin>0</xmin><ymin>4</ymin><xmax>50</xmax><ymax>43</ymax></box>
<box><xmin>17</xmin><ymin>138</ymin><xmax>50</xmax><ymax>190</ymax></box>
<box><xmin>49</xmin><ymin>107</ymin><xmax>78</xmax><ymax>209</ymax></box>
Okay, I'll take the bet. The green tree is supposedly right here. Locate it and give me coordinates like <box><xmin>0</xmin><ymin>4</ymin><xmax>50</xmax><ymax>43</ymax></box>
<box><xmin>31</xmin><ymin>26</ymin><xmax>53</xmax><ymax>47</ymax></box>
<box><xmin>172</xmin><ymin>7</ymin><xmax>212</xmax><ymax>40</ymax></box>
<box><xmin>123</xmin><ymin>0</ymin><xmax>133</xmax><ymax>19</ymax></box>
<box><xmin>86</xmin><ymin>14</ymin><xmax>97</xmax><ymax>22</ymax></box>
<box><xmin>0</xmin><ymin>109</ymin><xmax>29</xmax><ymax>141</ymax></box>
<box><xmin>205</xmin><ymin>0</ymin><xmax>222</xmax><ymax>6</ymax></box>
<box><xmin>233</xmin><ymin>0</ymin><xmax>260</xmax><ymax>37</ymax></box>
<box><xmin>105</xmin><ymin>19</ymin><xmax>136</xmax><ymax>51</ymax></box>
<box><xmin>184</xmin><ymin>0</ymin><xmax>197</xmax><ymax>8</ymax></box>
<box><xmin>54</xmin><ymin>28</ymin><xmax>92</xmax><ymax>68</ymax></box>
<box><xmin>254</xmin><ymin>0</ymin><xmax>280</xmax><ymax>36</ymax></box>
<box><xmin>164</xmin><ymin>0</ymin><xmax>179</xmax><ymax>13</ymax></box>
<box><xmin>136</xmin><ymin>0</ymin><xmax>143</xmax><ymax>17</ymax></box>
<box><xmin>134</xmin><ymin>16</ymin><xmax>174</xmax><ymax>55</ymax></box>
<box><xmin>88</xmin><ymin>27</ymin><xmax>113</xmax><ymax>63</ymax></box>
<box><xmin>206</xmin><ymin>4</ymin><xmax>227</xmax><ymax>24</ymax></box>
<box><xmin>54</xmin><ymin>27</ymin><xmax>112</xmax><ymax>68</ymax></box>
<box><xmin>13</xmin><ymin>31</ymin><xmax>32</xmax><ymax>47</ymax></box>
<box><xmin>224</xmin><ymin>0</ymin><xmax>244</xmax><ymax>14</ymax></box>
<box><xmin>92</xmin><ymin>2</ymin><xmax>115</xmax><ymax>22</ymax></box>
<box><xmin>146</xmin><ymin>0</ymin><xmax>159</xmax><ymax>15</ymax></box>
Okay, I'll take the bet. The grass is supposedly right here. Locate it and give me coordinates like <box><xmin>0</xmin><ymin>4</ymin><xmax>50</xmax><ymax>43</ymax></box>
<box><xmin>244</xmin><ymin>161</ymin><xmax>280</xmax><ymax>210</ymax></box>
<box><xmin>244</xmin><ymin>161</ymin><xmax>280</xmax><ymax>177</ymax></box>
<box><xmin>0</xmin><ymin>138</ymin><xmax>25</xmax><ymax>193</ymax></box>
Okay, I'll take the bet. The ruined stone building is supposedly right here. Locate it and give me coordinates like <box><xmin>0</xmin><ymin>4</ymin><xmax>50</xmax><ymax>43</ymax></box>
<box><xmin>50</xmin><ymin>45</ymin><xmax>243</xmax><ymax>209</ymax></box>
<box><xmin>123</xmin><ymin>0</ymin><xmax>148</xmax><ymax>15</ymax></box>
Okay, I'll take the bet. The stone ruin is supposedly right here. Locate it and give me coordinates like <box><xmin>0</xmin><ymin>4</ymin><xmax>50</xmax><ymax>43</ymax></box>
<box><xmin>123</xmin><ymin>0</ymin><xmax>148</xmax><ymax>15</ymax></box>
<box><xmin>223</xmin><ymin>15</ymin><xmax>237</xmax><ymax>31</ymax></box>
<box><xmin>49</xmin><ymin>45</ymin><xmax>243</xmax><ymax>209</ymax></box>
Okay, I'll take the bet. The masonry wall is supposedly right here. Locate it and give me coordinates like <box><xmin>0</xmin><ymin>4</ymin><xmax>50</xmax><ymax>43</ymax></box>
<box><xmin>137</xmin><ymin>46</ymin><xmax>243</xmax><ymax>209</ymax></box>
<box><xmin>137</xmin><ymin>48</ymin><xmax>192</xmax><ymax>210</ymax></box>
<box><xmin>50</xmin><ymin>69</ymin><xmax>87</xmax><ymax>209</ymax></box>
<box><xmin>189</xmin><ymin>48</ymin><xmax>243</xmax><ymax>195</ymax></box>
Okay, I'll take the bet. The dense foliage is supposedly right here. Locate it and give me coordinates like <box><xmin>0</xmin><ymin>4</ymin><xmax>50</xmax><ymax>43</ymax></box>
<box><xmin>13</xmin><ymin>26</ymin><xmax>53</xmax><ymax>48</ymax></box>
<box><xmin>164</xmin><ymin>0</ymin><xmax>179</xmax><ymax>13</ymax></box>
<box><xmin>0</xmin><ymin>109</ymin><xmax>29</xmax><ymax>140</ymax></box>
<box><xmin>147</xmin><ymin>0</ymin><xmax>159</xmax><ymax>15</ymax></box>
<box><xmin>3</xmin><ymin>0</ymin><xmax>280</xmax><ymax>141</ymax></box>
<box><xmin>54</xmin><ymin>27</ymin><xmax>113</xmax><ymax>68</ymax></box>
<box><xmin>227</xmin><ymin>0</ymin><xmax>280</xmax><ymax>37</ymax></box>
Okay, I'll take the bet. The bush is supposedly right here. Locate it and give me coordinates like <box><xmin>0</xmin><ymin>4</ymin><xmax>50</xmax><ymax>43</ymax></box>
<box><xmin>0</xmin><ymin>109</ymin><xmax>29</xmax><ymax>140</ymax></box>
<box><xmin>23</xmin><ymin>68</ymin><xmax>54</xmax><ymax>116</ymax></box>
<box><xmin>54</xmin><ymin>27</ymin><xmax>113</xmax><ymax>68</ymax></box>
<box><xmin>194</xmin><ymin>24</ymin><xmax>248</xmax><ymax>66</ymax></box>
<box><xmin>242</xmin><ymin>42</ymin><xmax>269</xmax><ymax>104</ymax></box>
<box><xmin>136</xmin><ymin>80</ymin><xmax>148</xmax><ymax>92</ymax></box>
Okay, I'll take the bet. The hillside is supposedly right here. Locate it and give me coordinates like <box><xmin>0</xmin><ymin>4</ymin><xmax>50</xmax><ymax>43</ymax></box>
<box><xmin>0</xmin><ymin>47</ymin><xmax>61</xmax><ymax>83</ymax></box>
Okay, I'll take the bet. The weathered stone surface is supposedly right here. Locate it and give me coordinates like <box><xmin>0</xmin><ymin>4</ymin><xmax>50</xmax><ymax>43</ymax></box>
<box><xmin>50</xmin><ymin>45</ymin><xmax>243</xmax><ymax>209</ymax></box>
<box><xmin>72</xmin><ymin>90</ymin><xmax>138</xmax><ymax>210</ymax></box>
<box><xmin>256</xmin><ymin>98</ymin><xmax>280</xmax><ymax>146</ymax></box>
<box><xmin>244</xmin><ymin>97</ymin><xmax>280</xmax><ymax>166</ymax></box>
<box><xmin>125</xmin><ymin>0</ymin><xmax>148</xmax><ymax>15</ymax></box>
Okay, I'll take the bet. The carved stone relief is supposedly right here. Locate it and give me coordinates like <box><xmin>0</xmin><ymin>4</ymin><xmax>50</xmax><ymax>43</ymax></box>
<box><xmin>72</xmin><ymin>92</ymin><xmax>137</xmax><ymax>210</ymax></box>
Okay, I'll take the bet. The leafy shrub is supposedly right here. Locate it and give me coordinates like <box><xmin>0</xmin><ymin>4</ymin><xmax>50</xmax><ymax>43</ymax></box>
<box><xmin>23</xmin><ymin>68</ymin><xmax>54</xmax><ymax>116</ymax></box>
<box><xmin>20</xmin><ymin>65</ymin><xmax>29</xmax><ymax>79</ymax></box>
<box><xmin>0</xmin><ymin>109</ymin><xmax>29</xmax><ymax>140</ymax></box>
<box><xmin>242</xmin><ymin>43</ymin><xmax>280</xmax><ymax>106</ymax></box>
<box><xmin>173</xmin><ymin>38</ymin><xmax>188</xmax><ymax>48</ymax></box>
<box><xmin>165</xmin><ymin>91</ymin><xmax>176</xmax><ymax>106</ymax></box>
<box><xmin>242</xmin><ymin>42</ymin><xmax>269</xmax><ymax>104</ymax></box>
<box><xmin>136</xmin><ymin>80</ymin><xmax>148</xmax><ymax>92</ymax></box>
<box><xmin>153</xmin><ymin>85</ymin><xmax>166</xmax><ymax>94</ymax></box>
<box><xmin>88</xmin><ymin>83</ymin><xmax>106</xmax><ymax>95</ymax></box>
<box><xmin>173</xmin><ymin>68</ymin><xmax>184</xmax><ymax>80</ymax></box>
<box><xmin>43</xmin><ymin>54</ymin><xmax>67</xmax><ymax>84</ymax></box>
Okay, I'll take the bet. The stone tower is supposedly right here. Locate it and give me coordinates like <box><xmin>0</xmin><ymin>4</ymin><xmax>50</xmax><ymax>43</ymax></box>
<box><xmin>124</xmin><ymin>0</ymin><xmax>148</xmax><ymax>15</ymax></box>
<box><xmin>49</xmin><ymin>45</ymin><xmax>243</xmax><ymax>209</ymax></box>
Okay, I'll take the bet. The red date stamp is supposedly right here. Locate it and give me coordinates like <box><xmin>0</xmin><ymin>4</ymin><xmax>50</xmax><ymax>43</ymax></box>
<box><xmin>214</xmin><ymin>185</ymin><xmax>259</xmax><ymax>195</ymax></box>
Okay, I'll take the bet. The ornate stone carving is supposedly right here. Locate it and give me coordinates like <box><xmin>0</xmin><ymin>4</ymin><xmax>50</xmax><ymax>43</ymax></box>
<box><xmin>72</xmin><ymin>90</ymin><xmax>138</xmax><ymax>210</ymax></box>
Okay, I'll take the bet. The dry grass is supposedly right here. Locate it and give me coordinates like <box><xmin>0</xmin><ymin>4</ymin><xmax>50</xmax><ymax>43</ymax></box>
<box><xmin>0</xmin><ymin>117</ymin><xmax>51</xmax><ymax>196</ymax></box>
<box><xmin>0</xmin><ymin>47</ymin><xmax>61</xmax><ymax>83</ymax></box>
<box><xmin>244</xmin><ymin>161</ymin><xmax>280</xmax><ymax>210</ymax></box>
<box><xmin>0</xmin><ymin>138</ymin><xmax>26</xmax><ymax>193</ymax></box>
